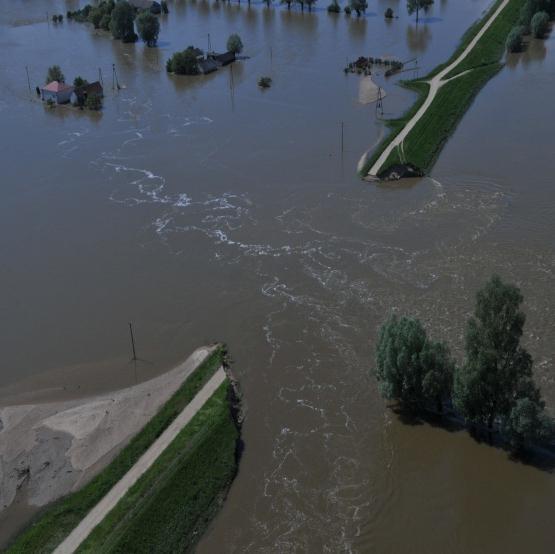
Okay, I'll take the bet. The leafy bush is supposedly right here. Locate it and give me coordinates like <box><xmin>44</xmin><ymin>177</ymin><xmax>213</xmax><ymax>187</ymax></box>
<box><xmin>385</xmin><ymin>7</ymin><xmax>394</xmax><ymax>18</ymax></box>
<box><xmin>327</xmin><ymin>0</ymin><xmax>341</xmax><ymax>13</ymax></box>
<box><xmin>344</xmin><ymin>5</ymin><xmax>351</xmax><ymax>14</ymax></box>
<box><xmin>73</xmin><ymin>76</ymin><xmax>89</xmax><ymax>87</ymax></box>
<box><xmin>227</xmin><ymin>33</ymin><xmax>244</xmax><ymax>54</ymax></box>
<box><xmin>506</xmin><ymin>25</ymin><xmax>525</xmax><ymax>52</ymax></box>
<box><xmin>100</xmin><ymin>13</ymin><xmax>111</xmax><ymax>30</ymax></box>
<box><xmin>258</xmin><ymin>76</ymin><xmax>272</xmax><ymax>88</ymax></box>
<box><xmin>531</xmin><ymin>10</ymin><xmax>550</xmax><ymax>38</ymax></box>
<box><xmin>161</xmin><ymin>0</ymin><xmax>169</xmax><ymax>13</ymax></box>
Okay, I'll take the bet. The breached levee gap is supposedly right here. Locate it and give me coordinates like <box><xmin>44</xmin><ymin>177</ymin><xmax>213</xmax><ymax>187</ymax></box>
<box><xmin>360</xmin><ymin>0</ymin><xmax>522</xmax><ymax>181</ymax></box>
<box><xmin>6</xmin><ymin>344</ymin><xmax>243</xmax><ymax>554</ymax></box>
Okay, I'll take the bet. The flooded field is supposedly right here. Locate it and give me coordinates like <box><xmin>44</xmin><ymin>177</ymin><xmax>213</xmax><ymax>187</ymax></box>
<box><xmin>1</xmin><ymin>0</ymin><xmax>554</xmax><ymax>551</ymax></box>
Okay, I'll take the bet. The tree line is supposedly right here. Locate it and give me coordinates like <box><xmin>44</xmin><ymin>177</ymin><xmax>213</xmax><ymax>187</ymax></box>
<box><xmin>375</xmin><ymin>275</ymin><xmax>553</xmax><ymax>453</ymax></box>
<box><xmin>68</xmin><ymin>0</ymin><xmax>164</xmax><ymax>47</ymax></box>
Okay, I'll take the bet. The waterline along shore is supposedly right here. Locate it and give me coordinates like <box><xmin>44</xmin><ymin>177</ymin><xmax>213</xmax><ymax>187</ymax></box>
<box><xmin>362</xmin><ymin>0</ymin><xmax>521</xmax><ymax>180</ymax></box>
<box><xmin>5</xmin><ymin>345</ymin><xmax>242</xmax><ymax>554</ymax></box>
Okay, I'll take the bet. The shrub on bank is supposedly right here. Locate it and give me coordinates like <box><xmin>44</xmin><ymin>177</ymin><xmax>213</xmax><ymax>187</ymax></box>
<box><xmin>506</xmin><ymin>25</ymin><xmax>525</xmax><ymax>52</ymax></box>
<box><xmin>531</xmin><ymin>10</ymin><xmax>550</xmax><ymax>38</ymax></box>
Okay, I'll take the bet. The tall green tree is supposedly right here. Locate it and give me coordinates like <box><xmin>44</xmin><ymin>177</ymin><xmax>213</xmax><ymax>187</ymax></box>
<box><xmin>226</xmin><ymin>33</ymin><xmax>244</xmax><ymax>54</ymax></box>
<box><xmin>136</xmin><ymin>11</ymin><xmax>160</xmax><ymax>46</ymax></box>
<box><xmin>407</xmin><ymin>0</ymin><xmax>434</xmax><ymax>22</ymax></box>
<box><xmin>110</xmin><ymin>0</ymin><xmax>137</xmax><ymax>42</ymax></box>
<box><xmin>375</xmin><ymin>315</ymin><xmax>454</xmax><ymax>412</ymax></box>
<box><xmin>46</xmin><ymin>65</ymin><xmax>65</xmax><ymax>83</ymax></box>
<box><xmin>453</xmin><ymin>276</ymin><xmax>539</xmax><ymax>430</ymax></box>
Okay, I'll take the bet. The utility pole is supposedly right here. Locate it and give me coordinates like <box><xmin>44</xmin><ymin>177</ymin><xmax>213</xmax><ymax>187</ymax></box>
<box><xmin>376</xmin><ymin>87</ymin><xmax>384</xmax><ymax>117</ymax></box>
<box><xmin>99</xmin><ymin>67</ymin><xmax>104</xmax><ymax>86</ymax></box>
<box><xmin>128</xmin><ymin>322</ymin><xmax>137</xmax><ymax>361</ymax></box>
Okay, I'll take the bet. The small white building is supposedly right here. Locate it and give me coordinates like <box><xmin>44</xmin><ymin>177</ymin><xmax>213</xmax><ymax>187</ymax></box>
<box><xmin>41</xmin><ymin>81</ymin><xmax>74</xmax><ymax>104</ymax></box>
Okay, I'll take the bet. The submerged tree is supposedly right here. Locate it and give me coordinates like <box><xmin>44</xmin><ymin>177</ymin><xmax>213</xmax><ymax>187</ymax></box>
<box><xmin>73</xmin><ymin>76</ymin><xmax>89</xmax><ymax>87</ymax></box>
<box><xmin>506</xmin><ymin>25</ymin><xmax>525</xmax><ymax>52</ymax></box>
<box><xmin>226</xmin><ymin>33</ymin><xmax>244</xmax><ymax>54</ymax></box>
<box><xmin>350</xmin><ymin>0</ymin><xmax>368</xmax><ymax>17</ymax></box>
<box><xmin>375</xmin><ymin>315</ymin><xmax>454</xmax><ymax>412</ymax></box>
<box><xmin>453</xmin><ymin>275</ymin><xmax>546</xmax><ymax>438</ymax></box>
<box><xmin>136</xmin><ymin>11</ymin><xmax>160</xmax><ymax>46</ymax></box>
<box><xmin>531</xmin><ymin>11</ymin><xmax>550</xmax><ymax>38</ymax></box>
<box><xmin>407</xmin><ymin>0</ymin><xmax>434</xmax><ymax>22</ymax></box>
<box><xmin>46</xmin><ymin>65</ymin><xmax>65</xmax><ymax>83</ymax></box>
<box><xmin>110</xmin><ymin>0</ymin><xmax>137</xmax><ymax>42</ymax></box>
<box><xmin>166</xmin><ymin>47</ymin><xmax>201</xmax><ymax>75</ymax></box>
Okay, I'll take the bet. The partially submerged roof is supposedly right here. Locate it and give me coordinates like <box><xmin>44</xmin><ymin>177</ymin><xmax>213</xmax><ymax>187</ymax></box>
<box><xmin>74</xmin><ymin>81</ymin><xmax>104</xmax><ymax>98</ymax></box>
<box><xmin>198</xmin><ymin>59</ymin><xmax>218</xmax><ymax>74</ymax></box>
<box><xmin>43</xmin><ymin>81</ymin><xmax>73</xmax><ymax>93</ymax></box>
<box><xmin>210</xmin><ymin>51</ymin><xmax>236</xmax><ymax>66</ymax></box>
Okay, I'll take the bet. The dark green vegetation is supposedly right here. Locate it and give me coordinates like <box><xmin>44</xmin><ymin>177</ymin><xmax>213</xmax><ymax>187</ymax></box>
<box><xmin>349</xmin><ymin>0</ymin><xmax>367</xmax><ymax>17</ymax></box>
<box><xmin>258</xmin><ymin>76</ymin><xmax>273</xmax><ymax>88</ymax></box>
<box><xmin>110</xmin><ymin>0</ymin><xmax>138</xmax><ymax>43</ymax></box>
<box><xmin>46</xmin><ymin>65</ymin><xmax>64</xmax><ymax>83</ymax></box>
<box><xmin>7</xmin><ymin>347</ymin><xmax>227</xmax><ymax>554</ymax></box>
<box><xmin>376</xmin><ymin>315</ymin><xmax>454</xmax><ymax>413</ymax></box>
<box><xmin>407</xmin><ymin>0</ymin><xmax>434</xmax><ymax>23</ymax></box>
<box><xmin>84</xmin><ymin>94</ymin><xmax>103</xmax><ymax>111</ymax></box>
<box><xmin>78</xmin><ymin>382</ymin><xmax>239</xmax><ymax>553</ymax></box>
<box><xmin>166</xmin><ymin>47</ymin><xmax>202</xmax><ymax>75</ymax></box>
<box><xmin>375</xmin><ymin>276</ymin><xmax>553</xmax><ymax>453</ymax></box>
<box><xmin>73</xmin><ymin>76</ymin><xmax>88</xmax><ymax>87</ymax></box>
<box><xmin>361</xmin><ymin>0</ymin><xmax>528</xmax><ymax>178</ymax></box>
<box><xmin>51</xmin><ymin>14</ymin><xmax>64</xmax><ymax>23</ymax></box>
<box><xmin>136</xmin><ymin>11</ymin><xmax>160</xmax><ymax>47</ymax></box>
<box><xmin>227</xmin><ymin>33</ymin><xmax>244</xmax><ymax>54</ymax></box>
<box><xmin>385</xmin><ymin>7</ymin><xmax>394</xmax><ymax>19</ymax></box>
<box><xmin>531</xmin><ymin>10</ymin><xmax>550</xmax><ymax>37</ymax></box>
<box><xmin>327</xmin><ymin>0</ymin><xmax>341</xmax><ymax>14</ymax></box>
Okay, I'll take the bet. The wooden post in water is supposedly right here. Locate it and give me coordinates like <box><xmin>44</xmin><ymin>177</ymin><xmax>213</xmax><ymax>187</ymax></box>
<box><xmin>98</xmin><ymin>67</ymin><xmax>104</xmax><ymax>86</ymax></box>
<box><xmin>25</xmin><ymin>66</ymin><xmax>31</xmax><ymax>93</ymax></box>
<box><xmin>128</xmin><ymin>322</ymin><xmax>137</xmax><ymax>361</ymax></box>
<box><xmin>340</xmin><ymin>121</ymin><xmax>344</xmax><ymax>155</ymax></box>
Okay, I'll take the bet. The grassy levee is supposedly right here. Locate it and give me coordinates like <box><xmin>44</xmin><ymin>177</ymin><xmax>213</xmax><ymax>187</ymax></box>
<box><xmin>7</xmin><ymin>346</ymin><xmax>225</xmax><ymax>554</ymax></box>
<box><xmin>382</xmin><ymin>63</ymin><xmax>503</xmax><ymax>171</ymax></box>
<box><xmin>359</xmin><ymin>0</ymin><xmax>521</xmax><ymax>178</ymax></box>
<box><xmin>77</xmin><ymin>382</ymin><xmax>238</xmax><ymax>553</ymax></box>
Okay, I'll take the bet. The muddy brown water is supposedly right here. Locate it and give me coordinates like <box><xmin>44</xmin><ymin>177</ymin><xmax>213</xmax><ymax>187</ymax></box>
<box><xmin>1</xmin><ymin>0</ymin><xmax>554</xmax><ymax>551</ymax></box>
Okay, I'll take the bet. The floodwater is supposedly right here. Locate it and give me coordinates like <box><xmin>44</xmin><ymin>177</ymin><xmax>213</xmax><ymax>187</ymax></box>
<box><xmin>1</xmin><ymin>0</ymin><xmax>555</xmax><ymax>551</ymax></box>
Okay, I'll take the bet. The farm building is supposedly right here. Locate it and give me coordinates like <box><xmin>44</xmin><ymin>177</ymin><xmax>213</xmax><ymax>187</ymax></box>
<box><xmin>41</xmin><ymin>81</ymin><xmax>74</xmax><ymax>104</ymax></box>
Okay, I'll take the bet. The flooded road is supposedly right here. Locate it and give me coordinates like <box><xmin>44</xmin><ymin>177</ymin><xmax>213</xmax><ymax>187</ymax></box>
<box><xmin>1</xmin><ymin>0</ymin><xmax>554</xmax><ymax>551</ymax></box>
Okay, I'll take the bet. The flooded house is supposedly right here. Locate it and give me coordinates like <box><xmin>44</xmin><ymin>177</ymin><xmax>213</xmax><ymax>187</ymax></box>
<box><xmin>40</xmin><ymin>81</ymin><xmax>74</xmax><ymax>104</ymax></box>
<box><xmin>70</xmin><ymin>81</ymin><xmax>104</xmax><ymax>106</ymax></box>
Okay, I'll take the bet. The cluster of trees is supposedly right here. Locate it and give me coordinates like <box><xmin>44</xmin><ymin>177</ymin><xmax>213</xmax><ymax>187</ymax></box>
<box><xmin>407</xmin><ymin>0</ymin><xmax>434</xmax><ymax>22</ymax></box>
<box><xmin>68</xmin><ymin>0</ymin><xmax>164</xmax><ymax>46</ymax></box>
<box><xmin>51</xmin><ymin>14</ymin><xmax>64</xmax><ymax>23</ymax></box>
<box><xmin>507</xmin><ymin>0</ymin><xmax>553</xmax><ymax>52</ymax></box>
<box><xmin>375</xmin><ymin>276</ymin><xmax>553</xmax><ymax>452</ymax></box>
<box><xmin>166</xmin><ymin>46</ymin><xmax>203</xmax><ymax>75</ymax></box>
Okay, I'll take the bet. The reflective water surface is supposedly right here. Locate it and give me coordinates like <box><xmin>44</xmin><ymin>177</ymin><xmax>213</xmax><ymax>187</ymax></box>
<box><xmin>1</xmin><ymin>0</ymin><xmax>554</xmax><ymax>551</ymax></box>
